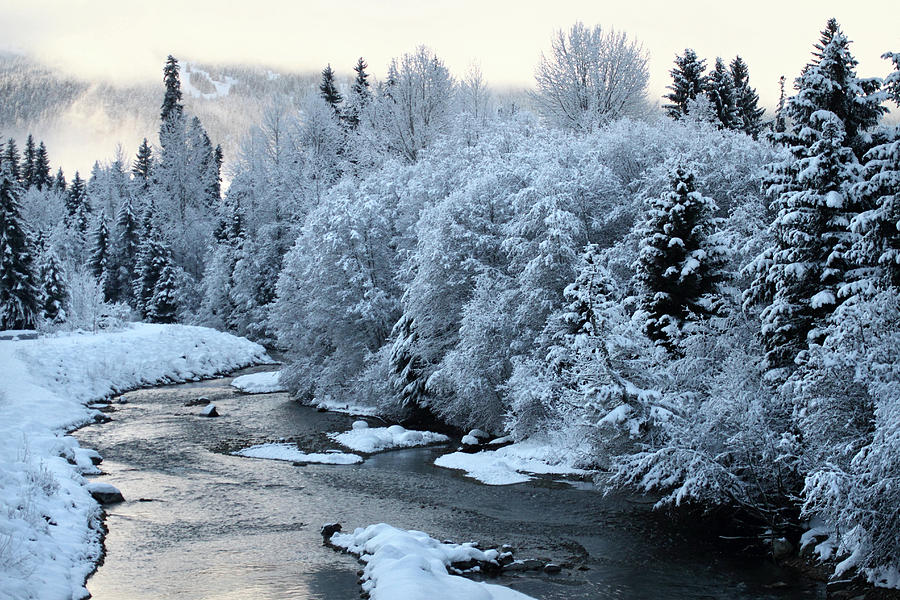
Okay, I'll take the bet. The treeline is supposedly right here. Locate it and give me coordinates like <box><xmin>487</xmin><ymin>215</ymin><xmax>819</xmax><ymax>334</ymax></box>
<box><xmin>0</xmin><ymin>19</ymin><xmax>898</xmax><ymax>586</ymax></box>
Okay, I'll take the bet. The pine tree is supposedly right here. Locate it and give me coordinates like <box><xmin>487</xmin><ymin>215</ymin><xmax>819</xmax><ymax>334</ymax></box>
<box><xmin>160</xmin><ymin>56</ymin><xmax>183</xmax><ymax>123</ymax></box>
<box><xmin>705</xmin><ymin>57</ymin><xmax>740</xmax><ymax>130</ymax></box>
<box><xmin>774</xmin><ymin>75</ymin><xmax>787</xmax><ymax>133</ymax></box>
<box><xmin>319</xmin><ymin>64</ymin><xmax>343</xmax><ymax>115</ymax></box>
<box><xmin>38</xmin><ymin>245</ymin><xmax>68</xmax><ymax>322</ymax></box>
<box><xmin>635</xmin><ymin>165</ymin><xmax>725</xmax><ymax>351</ymax></box>
<box><xmin>388</xmin><ymin>314</ymin><xmax>428</xmax><ymax>411</ymax></box>
<box><xmin>21</xmin><ymin>135</ymin><xmax>36</xmax><ymax>188</ymax></box>
<box><xmin>0</xmin><ymin>163</ymin><xmax>40</xmax><ymax>330</ymax></box>
<box><xmin>32</xmin><ymin>142</ymin><xmax>52</xmax><ymax>190</ymax></box>
<box><xmin>53</xmin><ymin>168</ymin><xmax>66</xmax><ymax>193</ymax></box>
<box><xmin>2</xmin><ymin>139</ymin><xmax>20</xmax><ymax>182</ymax></box>
<box><xmin>147</xmin><ymin>261</ymin><xmax>179</xmax><ymax>323</ymax></box>
<box><xmin>663</xmin><ymin>49</ymin><xmax>707</xmax><ymax>120</ymax></box>
<box><xmin>89</xmin><ymin>212</ymin><xmax>113</xmax><ymax>300</ymax></box>
<box><xmin>132</xmin><ymin>137</ymin><xmax>153</xmax><ymax>188</ymax></box>
<box><xmin>730</xmin><ymin>56</ymin><xmax>765</xmax><ymax>137</ymax></box>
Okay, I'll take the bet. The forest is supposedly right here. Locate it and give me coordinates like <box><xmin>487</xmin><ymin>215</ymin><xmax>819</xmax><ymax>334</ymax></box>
<box><xmin>1</xmin><ymin>18</ymin><xmax>898</xmax><ymax>588</ymax></box>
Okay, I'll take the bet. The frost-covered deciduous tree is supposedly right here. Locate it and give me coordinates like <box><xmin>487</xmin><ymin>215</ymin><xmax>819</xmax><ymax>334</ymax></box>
<box><xmin>534</xmin><ymin>22</ymin><xmax>649</xmax><ymax>131</ymax></box>
<box><xmin>375</xmin><ymin>46</ymin><xmax>455</xmax><ymax>162</ymax></box>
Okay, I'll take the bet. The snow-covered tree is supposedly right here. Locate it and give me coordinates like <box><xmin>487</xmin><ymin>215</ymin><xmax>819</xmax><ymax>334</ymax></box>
<box><xmin>730</xmin><ymin>56</ymin><xmax>765</xmax><ymax>137</ymax></box>
<box><xmin>343</xmin><ymin>57</ymin><xmax>372</xmax><ymax>129</ymax></box>
<box><xmin>664</xmin><ymin>49</ymin><xmax>707</xmax><ymax>120</ymax></box>
<box><xmin>131</xmin><ymin>137</ymin><xmax>153</xmax><ymax>190</ymax></box>
<box><xmin>704</xmin><ymin>57</ymin><xmax>739</xmax><ymax>130</ymax></box>
<box><xmin>1</xmin><ymin>138</ymin><xmax>20</xmax><ymax>181</ymax></box>
<box><xmin>635</xmin><ymin>165</ymin><xmax>725</xmax><ymax>352</ymax></box>
<box><xmin>0</xmin><ymin>163</ymin><xmax>40</xmax><ymax>329</ymax></box>
<box><xmin>319</xmin><ymin>63</ymin><xmax>343</xmax><ymax>116</ymax></box>
<box><xmin>88</xmin><ymin>212</ymin><xmax>112</xmax><ymax>300</ymax></box>
<box><xmin>147</xmin><ymin>261</ymin><xmax>179</xmax><ymax>324</ymax></box>
<box><xmin>112</xmin><ymin>193</ymin><xmax>140</xmax><ymax>305</ymax></box>
<box><xmin>66</xmin><ymin>171</ymin><xmax>90</xmax><ymax>233</ymax></box>
<box><xmin>534</xmin><ymin>22</ymin><xmax>649</xmax><ymax>131</ymax></box>
<box><xmin>38</xmin><ymin>243</ymin><xmax>68</xmax><ymax>323</ymax></box>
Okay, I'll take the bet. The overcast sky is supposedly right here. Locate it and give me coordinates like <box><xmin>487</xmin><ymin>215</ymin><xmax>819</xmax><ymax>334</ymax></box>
<box><xmin>1</xmin><ymin>0</ymin><xmax>898</xmax><ymax>110</ymax></box>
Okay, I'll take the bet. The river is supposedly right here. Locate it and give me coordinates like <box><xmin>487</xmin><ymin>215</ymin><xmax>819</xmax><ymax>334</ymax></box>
<box><xmin>74</xmin><ymin>366</ymin><xmax>824</xmax><ymax>599</ymax></box>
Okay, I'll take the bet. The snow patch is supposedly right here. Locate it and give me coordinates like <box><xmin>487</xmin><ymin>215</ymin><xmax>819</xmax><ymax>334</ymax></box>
<box><xmin>232</xmin><ymin>443</ymin><xmax>362</xmax><ymax>465</ymax></box>
<box><xmin>330</xmin><ymin>523</ymin><xmax>535</xmax><ymax>600</ymax></box>
<box><xmin>328</xmin><ymin>425</ymin><xmax>449</xmax><ymax>453</ymax></box>
<box><xmin>434</xmin><ymin>441</ymin><xmax>589</xmax><ymax>485</ymax></box>
<box><xmin>231</xmin><ymin>370</ymin><xmax>286</xmax><ymax>393</ymax></box>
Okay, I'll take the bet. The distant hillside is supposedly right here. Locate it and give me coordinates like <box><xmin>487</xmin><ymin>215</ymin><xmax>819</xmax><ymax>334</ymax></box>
<box><xmin>0</xmin><ymin>53</ymin><xmax>325</xmax><ymax>178</ymax></box>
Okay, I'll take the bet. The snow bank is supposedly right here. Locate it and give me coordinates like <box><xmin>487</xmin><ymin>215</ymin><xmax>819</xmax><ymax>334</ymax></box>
<box><xmin>328</xmin><ymin>423</ymin><xmax>449</xmax><ymax>453</ymax></box>
<box><xmin>435</xmin><ymin>441</ymin><xmax>590</xmax><ymax>486</ymax></box>
<box><xmin>232</xmin><ymin>443</ymin><xmax>362</xmax><ymax>465</ymax></box>
<box><xmin>0</xmin><ymin>323</ymin><xmax>268</xmax><ymax>600</ymax></box>
<box><xmin>230</xmin><ymin>370</ymin><xmax>286</xmax><ymax>394</ymax></box>
<box><xmin>330</xmin><ymin>523</ymin><xmax>534</xmax><ymax>600</ymax></box>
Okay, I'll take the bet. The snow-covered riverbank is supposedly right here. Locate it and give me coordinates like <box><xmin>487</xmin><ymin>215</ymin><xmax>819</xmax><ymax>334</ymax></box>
<box><xmin>0</xmin><ymin>324</ymin><xmax>269</xmax><ymax>600</ymax></box>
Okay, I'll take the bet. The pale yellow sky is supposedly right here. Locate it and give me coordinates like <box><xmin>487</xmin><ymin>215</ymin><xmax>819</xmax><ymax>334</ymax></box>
<box><xmin>0</xmin><ymin>0</ymin><xmax>898</xmax><ymax>110</ymax></box>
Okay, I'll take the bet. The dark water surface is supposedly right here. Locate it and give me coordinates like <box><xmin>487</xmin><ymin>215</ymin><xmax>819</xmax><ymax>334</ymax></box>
<box><xmin>75</xmin><ymin>366</ymin><xmax>824</xmax><ymax>600</ymax></box>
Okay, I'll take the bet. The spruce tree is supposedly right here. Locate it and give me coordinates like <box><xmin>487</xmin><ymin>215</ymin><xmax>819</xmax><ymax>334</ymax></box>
<box><xmin>32</xmin><ymin>142</ymin><xmax>52</xmax><ymax>190</ymax></box>
<box><xmin>114</xmin><ymin>193</ymin><xmax>141</xmax><ymax>305</ymax></box>
<box><xmin>663</xmin><ymin>49</ymin><xmax>707</xmax><ymax>120</ymax></box>
<box><xmin>635</xmin><ymin>166</ymin><xmax>724</xmax><ymax>352</ymax></box>
<box><xmin>132</xmin><ymin>137</ymin><xmax>153</xmax><ymax>188</ymax></box>
<box><xmin>2</xmin><ymin>139</ymin><xmax>20</xmax><ymax>182</ymax></box>
<box><xmin>160</xmin><ymin>56</ymin><xmax>183</xmax><ymax>123</ymax></box>
<box><xmin>848</xmin><ymin>53</ymin><xmax>900</xmax><ymax>292</ymax></box>
<box><xmin>319</xmin><ymin>64</ymin><xmax>343</xmax><ymax>115</ymax></box>
<box><xmin>147</xmin><ymin>261</ymin><xmax>179</xmax><ymax>323</ymax></box>
<box><xmin>345</xmin><ymin>57</ymin><xmax>372</xmax><ymax>129</ymax></box>
<box><xmin>21</xmin><ymin>135</ymin><xmax>36</xmax><ymax>188</ymax></box>
<box><xmin>53</xmin><ymin>168</ymin><xmax>66</xmax><ymax>193</ymax></box>
<box><xmin>89</xmin><ymin>212</ymin><xmax>113</xmax><ymax>300</ymax></box>
<box><xmin>389</xmin><ymin>314</ymin><xmax>428</xmax><ymax>411</ymax></box>
<box><xmin>730</xmin><ymin>56</ymin><xmax>765</xmax><ymax>137</ymax></box>
<box><xmin>705</xmin><ymin>57</ymin><xmax>740</xmax><ymax>130</ymax></box>
<box><xmin>0</xmin><ymin>163</ymin><xmax>40</xmax><ymax>330</ymax></box>
<box><xmin>774</xmin><ymin>75</ymin><xmax>787</xmax><ymax>133</ymax></box>
<box><xmin>66</xmin><ymin>171</ymin><xmax>90</xmax><ymax>233</ymax></box>
<box><xmin>38</xmin><ymin>245</ymin><xmax>68</xmax><ymax>322</ymax></box>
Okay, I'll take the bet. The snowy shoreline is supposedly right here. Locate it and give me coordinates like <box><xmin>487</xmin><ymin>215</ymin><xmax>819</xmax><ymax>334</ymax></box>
<box><xmin>0</xmin><ymin>323</ymin><xmax>269</xmax><ymax>600</ymax></box>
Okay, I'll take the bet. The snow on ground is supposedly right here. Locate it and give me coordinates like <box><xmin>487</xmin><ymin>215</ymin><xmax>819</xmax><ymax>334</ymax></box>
<box><xmin>330</xmin><ymin>523</ymin><xmax>535</xmax><ymax>600</ymax></box>
<box><xmin>0</xmin><ymin>323</ymin><xmax>268</xmax><ymax>600</ymax></box>
<box><xmin>328</xmin><ymin>421</ymin><xmax>450</xmax><ymax>453</ymax></box>
<box><xmin>231</xmin><ymin>442</ymin><xmax>362</xmax><ymax>465</ymax></box>
<box><xmin>434</xmin><ymin>441</ymin><xmax>590</xmax><ymax>486</ymax></box>
<box><xmin>231</xmin><ymin>370</ymin><xmax>286</xmax><ymax>393</ymax></box>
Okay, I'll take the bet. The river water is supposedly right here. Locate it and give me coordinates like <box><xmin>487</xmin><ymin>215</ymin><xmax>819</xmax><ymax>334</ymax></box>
<box><xmin>74</xmin><ymin>366</ymin><xmax>824</xmax><ymax>600</ymax></box>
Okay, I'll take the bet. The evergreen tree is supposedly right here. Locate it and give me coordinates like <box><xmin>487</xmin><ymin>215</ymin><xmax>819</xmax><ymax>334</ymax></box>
<box><xmin>704</xmin><ymin>57</ymin><xmax>740</xmax><ymax>130</ymax></box>
<box><xmin>132</xmin><ymin>137</ymin><xmax>153</xmax><ymax>188</ymax></box>
<box><xmin>160</xmin><ymin>56</ymin><xmax>183</xmax><ymax>123</ymax></box>
<box><xmin>663</xmin><ymin>49</ymin><xmax>707</xmax><ymax>120</ymax></box>
<box><xmin>89</xmin><ymin>212</ymin><xmax>113</xmax><ymax>300</ymax></box>
<box><xmin>66</xmin><ymin>171</ymin><xmax>90</xmax><ymax>233</ymax></box>
<box><xmin>32</xmin><ymin>142</ymin><xmax>52</xmax><ymax>190</ymax></box>
<box><xmin>388</xmin><ymin>314</ymin><xmax>429</xmax><ymax>412</ymax></box>
<box><xmin>344</xmin><ymin>57</ymin><xmax>372</xmax><ymax>129</ymax></box>
<box><xmin>790</xmin><ymin>20</ymin><xmax>885</xmax><ymax>159</ymax></box>
<box><xmin>635</xmin><ymin>165</ymin><xmax>724</xmax><ymax>351</ymax></box>
<box><xmin>21</xmin><ymin>134</ymin><xmax>35</xmax><ymax>188</ymax></box>
<box><xmin>751</xmin><ymin>112</ymin><xmax>861</xmax><ymax>371</ymax></box>
<box><xmin>147</xmin><ymin>261</ymin><xmax>179</xmax><ymax>323</ymax></box>
<box><xmin>53</xmin><ymin>168</ymin><xmax>66</xmax><ymax>193</ymax></box>
<box><xmin>848</xmin><ymin>54</ymin><xmax>900</xmax><ymax>292</ymax></box>
<box><xmin>212</xmin><ymin>144</ymin><xmax>223</xmax><ymax>200</ymax></box>
<box><xmin>2</xmin><ymin>139</ymin><xmax>20</xmax><ymax>182</ymax></box>
<box><xmin>0</xmin><ymin>163</ymin><xmax>40</xmax><ymax>330</ymax></box>
<box><xmin>113</xmin><ymin>193</ymin><xmax>141</xmax><ymax>305</ymax></box>
<box><xmin>38</xmin><ymin>245</ymin><xmax>68</xmax><ymax>322</ymax></box>
<box><xmin>774</xmin><ymin>75</ymin><xmax>787</xmax><ymax>133</ymax></box>
<box><xmin>319</xmin><ymin>64</ymin><xmax>343</xmax><ymax>115</ymax></box>
<box><xmin>730</xmin><ymin>56</ymin><xmax>765</xmax><ymax>137</ymax></box>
